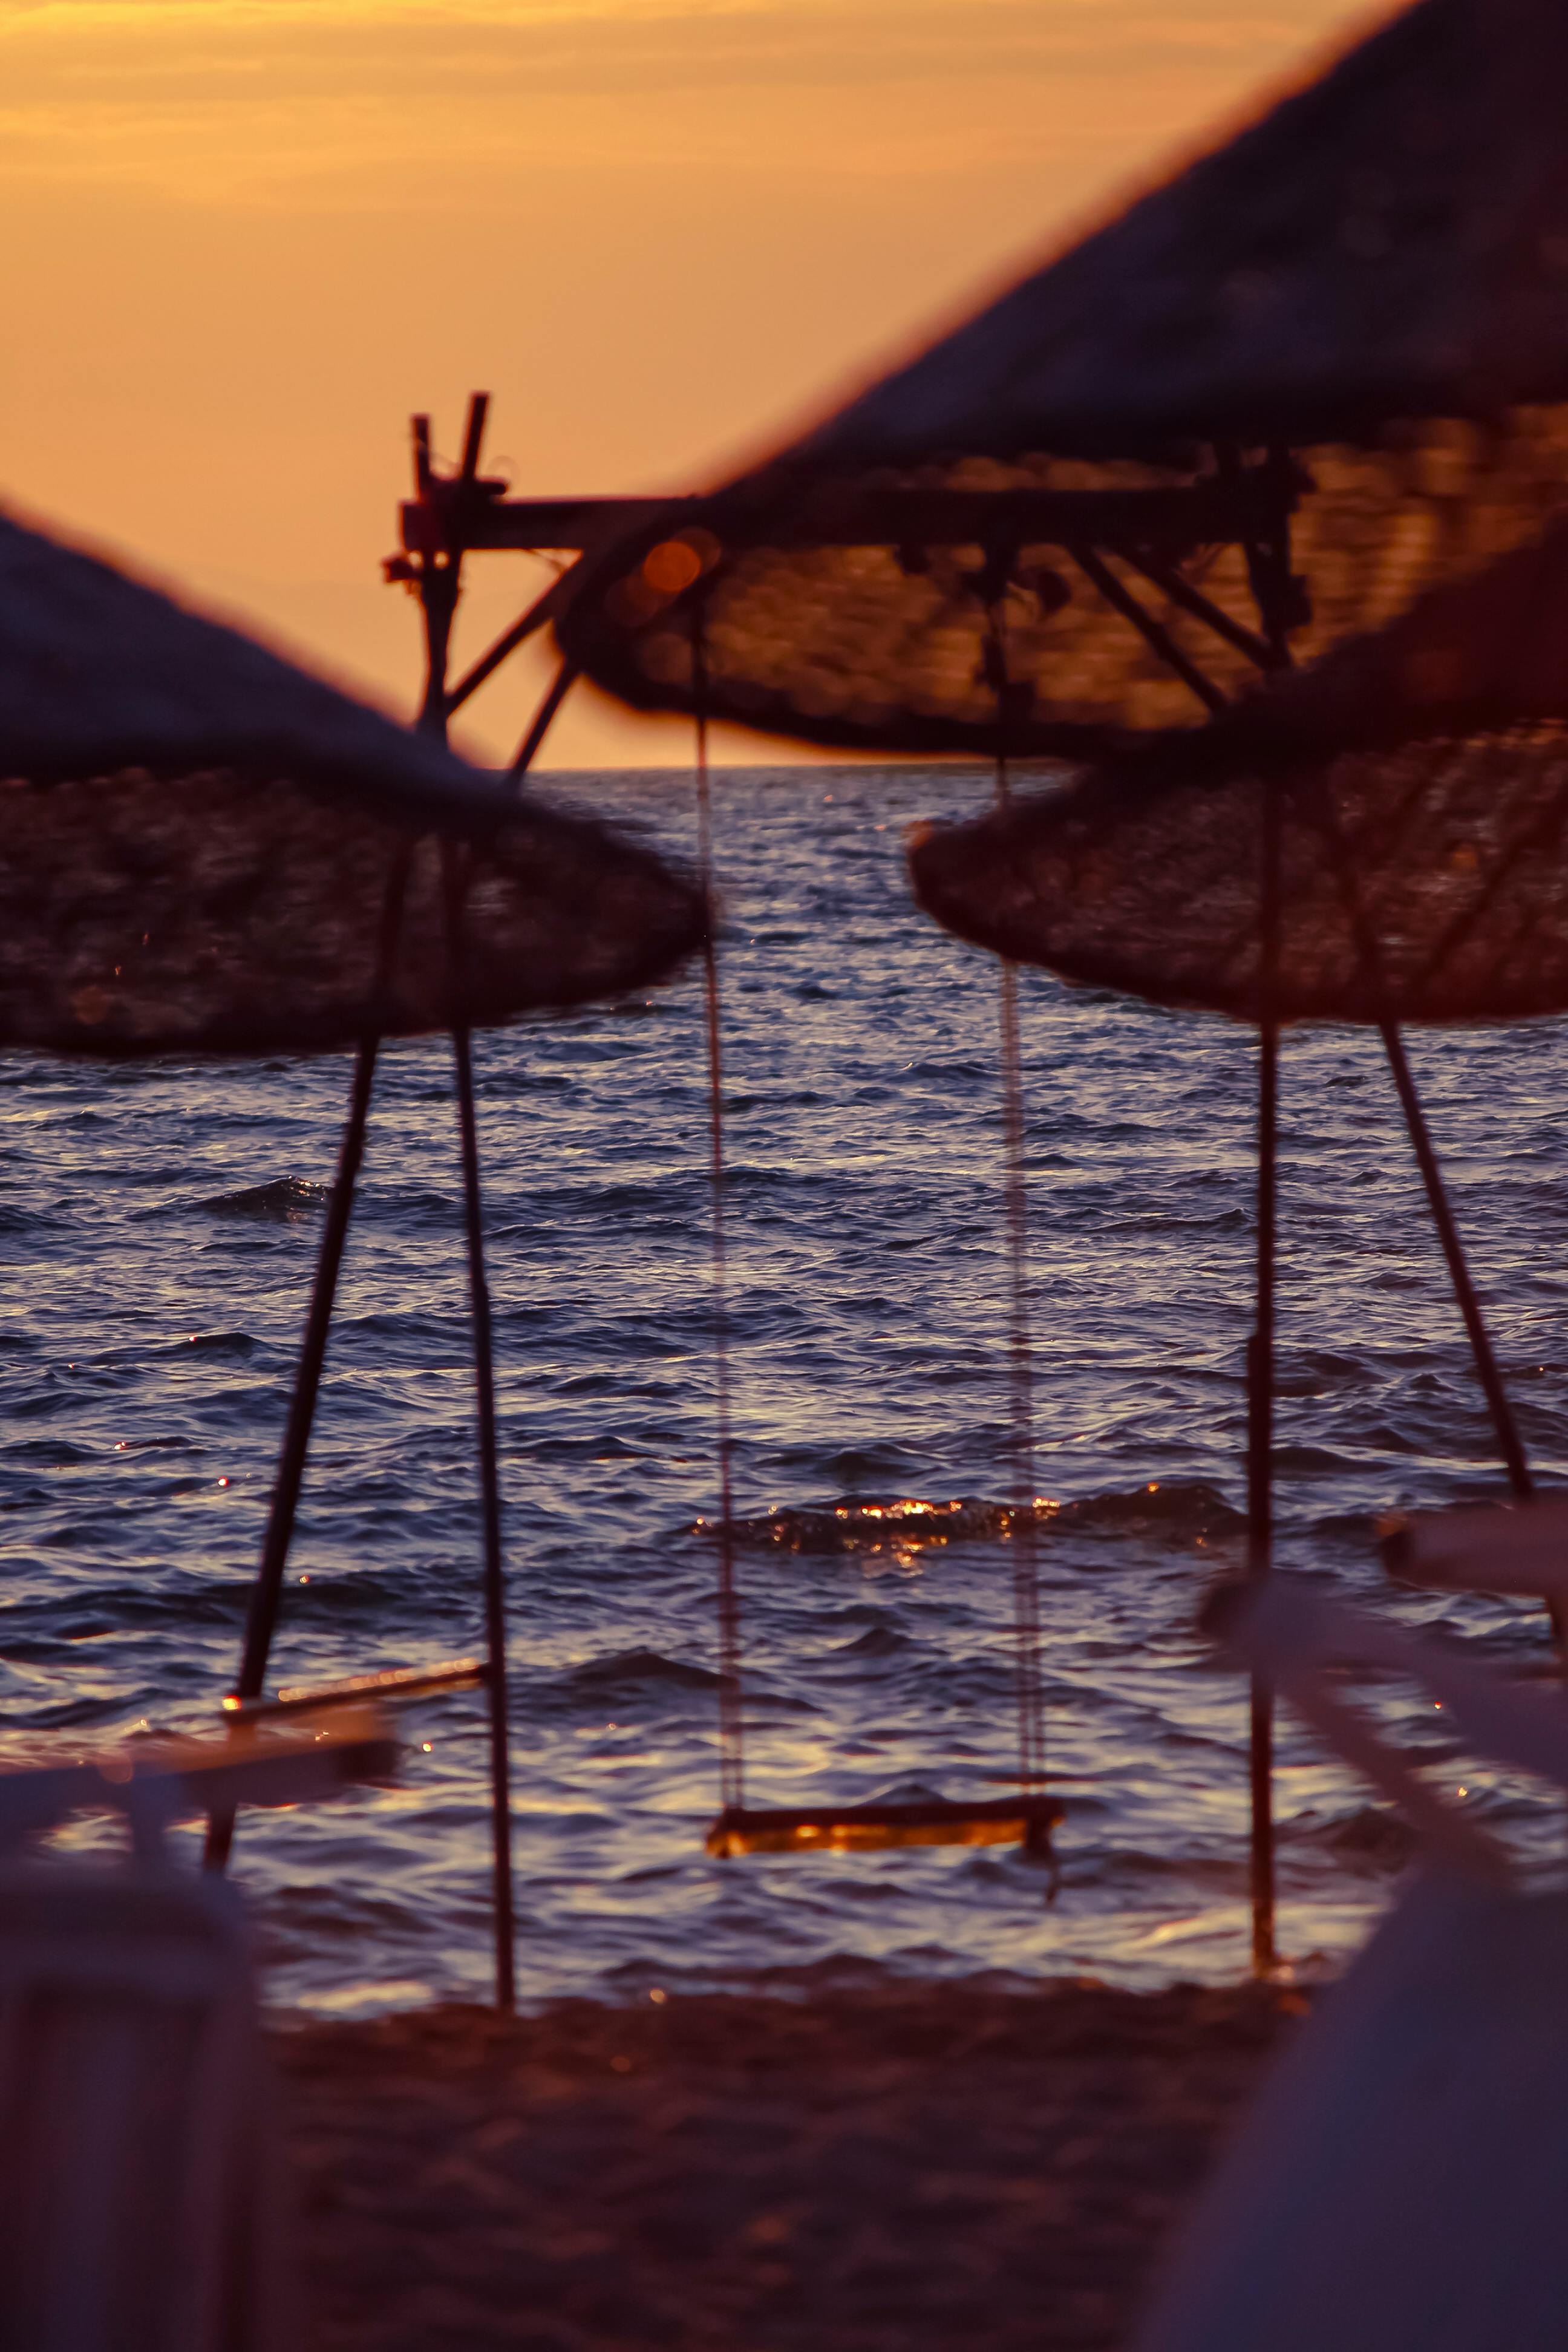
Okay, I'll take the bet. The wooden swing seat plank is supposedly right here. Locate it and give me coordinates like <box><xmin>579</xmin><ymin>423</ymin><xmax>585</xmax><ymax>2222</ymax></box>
<box><xmin>706</xmin><ymin>1792</ymin><xmax>1062</xmax><ymax>1859</ymax></box>
<box><xmin>222</xmin><ymin>1656</ymin><xmax>488</xmax><ymax>1723</ymax></box>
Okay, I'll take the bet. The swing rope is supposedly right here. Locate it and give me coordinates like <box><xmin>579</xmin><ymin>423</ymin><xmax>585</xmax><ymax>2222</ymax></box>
<box><xmin>692</xmin><ymin>612</ymin><xmax>745</xmax><ymax>1814</ymax></box>
<box><xmin>998</xmin><ymin>959</ymin><xmax>1045</xmax><ymax>1791</ymax></box>
<box><xmin>697</xmin><ymin>581</ymin><xmax>1057</xmax><ymax>1861</ymax></box>
<box><xmin>988</xmin><ymin>593</ymin><xmax>1047</xmax><ymax>1795</ymax></box>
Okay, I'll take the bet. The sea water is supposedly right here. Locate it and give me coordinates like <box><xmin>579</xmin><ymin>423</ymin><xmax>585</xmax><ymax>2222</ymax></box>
<box><xmin>4</xmin><ymin>763</ymin><xmax>1567</xmax><ymax>2013</ymax></box>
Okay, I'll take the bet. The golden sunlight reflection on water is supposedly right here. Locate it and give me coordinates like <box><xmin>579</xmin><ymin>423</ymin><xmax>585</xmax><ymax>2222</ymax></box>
<box><xmin>5</xmin><ymin>768</ymin><xmax>1568</xmax><ymax>2011</ymax></box>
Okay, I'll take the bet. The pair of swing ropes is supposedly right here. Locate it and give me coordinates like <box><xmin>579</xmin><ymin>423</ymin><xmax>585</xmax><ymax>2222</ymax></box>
<box><xmin>690</xmin><ymin>603</ymin><xmax>1050</xmax><ymax>1846</ymax></box>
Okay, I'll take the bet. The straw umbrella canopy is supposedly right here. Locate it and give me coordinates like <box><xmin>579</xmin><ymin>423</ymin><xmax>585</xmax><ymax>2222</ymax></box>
<box><xmin>0</xmin><ymin>507</ymin><xmax>707</xmax><ymax>1053</ymax></box>
<box><xmin>907</xmin><ymin>724</ymin><xmax>1568</xmax><ymax>1027</ymax></box>
<box><xmin>906</xmin><ymin>517</ymin><xmax>1568</xmax><ymax>1973</ymax></box>
<box><xmin>554</xmin><ymin>0</ymin><xmax>1568</xmax><ymax>758</ymax></box>
<box><xmin>901</xmin><ymin>509</ymin><xmax>1568</xmax><ymax>1025</ymax></box>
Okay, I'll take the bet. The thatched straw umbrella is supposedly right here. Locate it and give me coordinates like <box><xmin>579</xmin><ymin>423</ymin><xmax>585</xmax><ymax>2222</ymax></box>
<box><xmin>1</xmin><ymin>503</ymin><xmax>708</xmax><ymax>2007</ymax></box>
<box><xmin>908</xmin><ymin>515</ymin><xmax>1568</xmax><ymax>1953</ymax></box>
<box><xmin>530</xmin><ymin>0</ymin><xmax>1568</xmax><ymax>1968</ymax></box>
<box><xmin>910</xmin><ymin>507</ymin><xmax>1568</xmax><ymax>1024</ymax></box>
<box><xmin>0</xmin><ymin>507</ymin><xmax>701</xmax><ymax>1053</ymax></box>
<box><xmin>555</xmin><ymin>0</ymin><xmax>1568</xmax><ymax>759</ymax></box>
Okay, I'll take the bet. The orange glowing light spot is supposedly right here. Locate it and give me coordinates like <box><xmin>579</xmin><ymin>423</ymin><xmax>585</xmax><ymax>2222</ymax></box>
<box><xmin>642</xmin><ymin>538</ymin><xmax>704</xmax><ymax>595</ymax></box>
<box><xmin>421</xmin><ymin>1741</ymin><xmax>433</xmax><ymax>1753</ymax></box>
<box><xmin>1457</xmin><ymin>1786</ymin><xmax>1468</xmax><ymax>1797</ymax></box>
<box><xmin>649</xmin><ymin>1988</ymin><xmax>667</xmax><ymax>2004</ymax></box>
<box><xmin>300</xmin><ymin>1575</ymin><xmax>310</xmax><ymax>1585</ymax></box>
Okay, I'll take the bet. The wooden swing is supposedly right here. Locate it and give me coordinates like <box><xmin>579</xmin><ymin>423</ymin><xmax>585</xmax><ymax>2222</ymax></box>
<box><xmin>707</xmin><ymin>1792</ymin><xmax>1060</xmax><ymax>1859</ymax></box>
<box><xmin>689</xmin><ymin>609</ymin><xmax>1062</xmax><ymax>1864</ymax></box>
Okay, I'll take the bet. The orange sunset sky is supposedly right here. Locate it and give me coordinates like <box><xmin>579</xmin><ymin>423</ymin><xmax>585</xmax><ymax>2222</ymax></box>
<box><xmin>2</xmin><ymin>0</ymin><xmax>1380</xmax><ymax>765</ymax></box>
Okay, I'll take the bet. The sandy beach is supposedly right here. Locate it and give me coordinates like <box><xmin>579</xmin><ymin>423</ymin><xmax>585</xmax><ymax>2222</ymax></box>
<box><xmin>280</xmin><ymin>1976</ymin><xmax>1303</xmax><ymax>2352</ymax></box>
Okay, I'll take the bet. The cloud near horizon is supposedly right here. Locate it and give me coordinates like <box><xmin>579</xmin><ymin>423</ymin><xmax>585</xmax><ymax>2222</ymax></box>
<box><xmin>0</xmin><ymin>0</ymin><xmax>1377</xmax><ymax>199</ymax></box>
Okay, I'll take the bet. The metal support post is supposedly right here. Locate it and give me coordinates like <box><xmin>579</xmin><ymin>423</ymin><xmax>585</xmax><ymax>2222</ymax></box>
<box><xmin>204</xmin><ymin>1032</ymin><xmax>381</xmax><ymax>1871</ymax></box>
<box><xmin>417</xmin><ymin>398</ymin><xmax>518</xmax><ymax>2008</ymax></box>
<box><xmin>1303</xmin><ymin>773</ymin><xmax>1540</xmax><ymax>1524</ymax></box>
<box><xmin>1379</xmin><ymin>1023</ymin><xmax>1536</xmax><ymax>1504</ymax></box>
<box><xmin>448</xmin><ymin>995</ymin><xmax>517</xmax><ymax>2012</ymax></box>
<box><xmin>511</xmin><ymin>659</ymin><xmax>580</xmax><ymax>780</ymax></box>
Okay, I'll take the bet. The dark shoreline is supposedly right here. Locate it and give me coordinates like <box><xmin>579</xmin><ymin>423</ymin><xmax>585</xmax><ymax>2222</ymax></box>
<box><xmin>279</xmin><ymin>1975</ymin><xmax>1304</xmax><ymax>2351</ymax></box>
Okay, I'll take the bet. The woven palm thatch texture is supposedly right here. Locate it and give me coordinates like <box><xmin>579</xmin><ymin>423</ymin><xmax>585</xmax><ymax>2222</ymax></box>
<box><xmin>0</xmin><ymin>773</ymin><xmax>707</xmax><ymax>1056</ymax></box>
<box><xmin>1220</xmin><ymin>508</ymin><xmax>1568</xmax><ymax>759</ymax></box>
<box><xmin>895</xmin><ymin>502</ymin><xmax>1568</xmax><ymax>1031</ymax></box>
<box><xmin>0</xmin><ymin>508</ymin><xmax>503</xmax><ymax>820</ymax></box>
<box><xmin>907</xmin><ymin>727</ymin><xmax>1568</xmax><ymax>1027</ymax></box>
<box><xmin>557</xmin><ymin>0</ymin><xmax>1568</xmax><ymax>759</ymax></box>
<box><xmin>0</xmin><ymin>508</ymin><xmax>707</xmax><ymax>1053</ymax></box>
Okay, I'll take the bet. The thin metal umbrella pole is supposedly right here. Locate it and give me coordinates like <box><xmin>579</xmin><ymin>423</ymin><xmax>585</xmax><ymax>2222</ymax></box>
<box><xmin>416</xmin><ymin>394</ymin><xmax>518</xmax><ymax>2010</ymax></box>
<box><xmin>1302</xmin><ymin>774</ymin><xmax>1536</xmax><ymax>1512</ymax></box>
<box><xmin>1241</xmin><ymin>494</ymin><xmax>1298</xmax><ymax>1976</ymax></box>
<box><xmin>417</xmin><ymin>564</ymin><xmax>459</xmax><ymax>734</ymax></box>
<box><xmin>511</xmin><ymin>659</ymin><xmax>580</xmax><ymax>780</ymax></box>
<box><xmin>1377</xmin><ymin>1022</ymin><xmax>1534</xmax><ymax>1504</ymax></box>
<box><xmin>447</xmin><ymin>988</ymin><xmax>517</xmax><ymax>2013</ymax></box>
<box><xmin>445</xmin><ymin>578</ymin><xmax>572</xmax><ymax>719</ymax></box>
<box><xmin>203</xmin><ymin>1033</ymin><xmax>381</xmax><ymax>1872</ymax></box>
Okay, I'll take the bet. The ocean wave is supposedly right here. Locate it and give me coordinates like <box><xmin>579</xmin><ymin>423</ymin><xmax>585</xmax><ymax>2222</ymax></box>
<box><xmin>13</xmin><ymin>763</ymin><xmax>1568</xmax><ymax>2014</ymax></box>
<box><xmin>200</xmin><ymin>1175</ymin><xmax>331</xmax><ymax>1221</ymax></box>
<box><xmin>567</xmin><ymin>1649</ymin><xmax>723</xmax><ymax>1694</ymax></box>
<box><xmin>1291</xmin><ymin>1806</ymin><xmax>1419</xmax><ymax>1872</ymax></box>
<box><xmin>700</xmin><ymin>1480</ymin><xmax>1244</xmax><ymax>1557</ymax></box>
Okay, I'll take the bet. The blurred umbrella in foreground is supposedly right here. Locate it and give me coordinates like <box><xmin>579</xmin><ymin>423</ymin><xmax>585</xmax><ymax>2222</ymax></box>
<box><xmin>909</xmin><ymin>520</ymin><xmax>1568</xmax><ymax>1846</ymax></box>
<box><xmin>0</xmin><ymin>508</ymin><xmax>703</xmax><ymax>1054</ymax></box>
<box><xmin>908</xmin><ymin>503</ymin><xmax>1568</xmax><ymax>1031</ymax></box>
<box><xmin>554</xmin><ymin>0</ymin><xmax>1568</xmax><ymax>761</ymax></box>
<box><xmin>0</xmin><ymin>503</ymin><xmax>708</xmax><ymax>2008</ymax></box>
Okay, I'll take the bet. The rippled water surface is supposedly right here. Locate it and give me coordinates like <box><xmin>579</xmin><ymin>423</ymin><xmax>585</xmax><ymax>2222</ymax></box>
<box><xmin>5</xmin><ymin>763</ymin><xmax>1568</xmax><ymax>2012</ymax></box>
